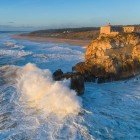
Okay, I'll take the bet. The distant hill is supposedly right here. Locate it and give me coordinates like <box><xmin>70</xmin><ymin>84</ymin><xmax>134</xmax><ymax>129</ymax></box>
<box><xmin>21</xmin><ymin>25</ymin><xmax>140</xmax><ymax>40</ymax></box>
<box><xmin>30</xmin><ymin>27</ymin><xmax>99</xmax><ymax>34</ymax></box>
<box><xmin>21</xmin><ymin>27</ymin><xmax>100</xmax><ymax>40</ymax></box>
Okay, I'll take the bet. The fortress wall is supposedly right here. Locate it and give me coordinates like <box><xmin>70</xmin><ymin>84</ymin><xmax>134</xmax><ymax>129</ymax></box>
<box><xmin>100</xmin><ymin>26</ymin><xmax>111</xmax><ymax>34</ymax></box>
<box><xmin>110</xmin><ymin>32</ymin><xmax>119</xmax><ymax>36</ymax></box>
<box><xmin>100</xmin><ymin>25</ymin><xmax>138</xmax><ymax>35</ymax></box>
<box><xmin>123</xmin><ymin>27</ymin><xmax>135</xmax><ymax>33</ymax></box>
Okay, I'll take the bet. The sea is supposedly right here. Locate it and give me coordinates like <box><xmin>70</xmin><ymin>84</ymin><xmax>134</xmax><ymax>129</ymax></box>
<box><xmin>0</xmin><ymin>32</ymin><xmax>140</xmax><ymax>140</ymax></box>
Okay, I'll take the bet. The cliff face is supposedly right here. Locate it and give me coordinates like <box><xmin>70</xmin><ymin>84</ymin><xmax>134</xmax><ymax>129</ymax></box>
<box><xmin>74</xmin><ymin>33</ymin><xmax>140</xmax><ymax>82</ymax></box>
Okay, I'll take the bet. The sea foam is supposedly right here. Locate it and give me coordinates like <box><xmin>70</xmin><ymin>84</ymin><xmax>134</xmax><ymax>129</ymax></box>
<box><xmin>4</xmin><ymin>41</ymin><xmax>24</xmax><ymax>49</ymax></box>
<box><xmin>3</xmin><ymin>63</ymin><xmax>82</xmax><ymax>119</ymax></box>
<box><xmin>0</xmin><ymin>49</ymin><xmax>32</xmax><ymax>57</ymax></box>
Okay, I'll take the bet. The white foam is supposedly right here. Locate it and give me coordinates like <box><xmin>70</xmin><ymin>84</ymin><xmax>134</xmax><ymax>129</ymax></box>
<box><xmin>4</xmin><ymin>41</ymin><xmax>15</xmax><ymax>46</ymax></box>
<box><xmin>0</xmin><ymin>49</ymin><xmax>32</xmax><ymax>57</ymax></box>
<box><xmin>4</xmin><ymin>41</ymin><xmax>24</xmax><ymax>49</ymax></box>
<box><xmin>12</xmin><ymin>63</ymin><xmax>82</xmax><ymax>119</ymax></box>
<box><xmin>34</xmin><ymin>53</ymin><xmax>84</xmax><ymax>61</ymax></box>
<box><xmin>48</xmin><ymin>46</ymin><xmax>83</xmax><ymax>55</ymax></box>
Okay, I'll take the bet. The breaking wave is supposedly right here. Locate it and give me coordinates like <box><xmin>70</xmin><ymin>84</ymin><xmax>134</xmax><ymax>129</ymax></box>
<box><xmin>0</xmin><ymin>63</ymin><xmax>94</xmax><ymax>140</ymax></box>
<box><xmin>1</xmin><ymin>63</ymin><xmax>82</xmax><ymax>119</ymax></box>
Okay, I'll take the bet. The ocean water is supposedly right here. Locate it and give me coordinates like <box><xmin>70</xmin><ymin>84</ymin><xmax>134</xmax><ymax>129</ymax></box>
<box><xmin>0</xmin><ymin>32</ymin><xmax>140</xmax><ymax>140</ymax></box>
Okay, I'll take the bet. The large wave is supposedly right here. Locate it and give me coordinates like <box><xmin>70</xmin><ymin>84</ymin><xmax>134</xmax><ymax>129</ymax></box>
<box><xmin>0</xmin><ymin>63</ymin><xmax>95</xmax><ymax>139</ymax></box>
<box><xmin>1</xmin><ymin>63</ymin><xmax>82</xmax><ymax>119</ymax></box>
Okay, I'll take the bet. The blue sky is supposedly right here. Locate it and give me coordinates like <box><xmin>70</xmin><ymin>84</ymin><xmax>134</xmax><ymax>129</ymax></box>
<box><xmin>0</xmin><ymin>0</ymin><xmax>140</xmax><ymax>30</ymax></box>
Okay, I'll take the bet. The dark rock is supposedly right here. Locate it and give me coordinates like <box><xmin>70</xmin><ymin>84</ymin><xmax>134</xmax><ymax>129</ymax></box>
<box><xmin>53</xmin><ymin>69</ymin><xmax>63</xmax><ymax>81</ymax></box>
<box><xmin>84</xmin><ymin>72</ymin><xmax>96</xmax><ymax>82</ymax></box>
<box><xmin>53</xmin><ymin>70</ymin><xmax>85</xmax><ymax>95</ymax></box>
<box><xmin>72</xmin><ymin>62</ymin><xmax>86</xmax><ymax>74</ymax></box>
<box><xmin>63</xmin><ymin>72</ymin><xmax>74</xmax><ymax>79</ymax></box>
<box><xmin>97</xmin><ymin>77</ymin><xmax>107</xmax><ymax>83</ymax></box>
<box><xmin>70</xmin><ymin>75</ymin><xmax>85</xmax><ymax>96</ymax></box>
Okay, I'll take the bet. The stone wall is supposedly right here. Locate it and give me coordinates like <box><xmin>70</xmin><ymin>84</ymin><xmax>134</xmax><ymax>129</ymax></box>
<box><xmin>100</xmin><ymin>25</ymin><xmax>119</xmax><ymax>36</ymax></box>
<box><xmin>110</xmin><ymin>32</ymin><xmax>119</xmax><ymax>36</ymax></box>
<box><xmin>123</xmin><ymin>26</ymin><xmax>135</xmax><ymax>33</ymax></box>
<box><xmin>100</xmin><ymin>26</ymin><xmax>111</xmax><ymax>34</ymax></box>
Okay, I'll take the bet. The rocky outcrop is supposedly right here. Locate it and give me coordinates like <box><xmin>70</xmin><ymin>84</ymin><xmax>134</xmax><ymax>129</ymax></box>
<box><xmin>53</xmin><ymin>69</ymin><xmax>64</xmax><ymax>80</ymax></box>
<box><xmin>53</xmin><ymin>70</ymin><xmax>85</xmax><ymax>95</ymax></box>
<box><xmin>70</xmin><ymin>75</ymin><xmax>85</xmax><ymax>96</ymax></box>
<box><xmin>73</xmin><ymin>33</ymin><xmax>140</xmax><ymax>82</ymax></box>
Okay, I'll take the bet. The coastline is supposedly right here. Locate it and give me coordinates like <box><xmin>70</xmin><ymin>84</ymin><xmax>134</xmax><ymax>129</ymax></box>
<box><xmin>12</xmin><ymin>34</ymin><xmax>91</xmax><ymax>47</ymax></box>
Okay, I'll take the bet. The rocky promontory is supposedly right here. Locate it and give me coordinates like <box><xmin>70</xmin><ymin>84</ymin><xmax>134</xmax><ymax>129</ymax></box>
<box><xmin>53</xmin><ymin>33</ymin><xmax>140</xmax><ymax>95</ymax></box>
<box><xmin>73</xmin><ymin>33</ymin><xmax>140</xmax><ymax>83</ymax></box>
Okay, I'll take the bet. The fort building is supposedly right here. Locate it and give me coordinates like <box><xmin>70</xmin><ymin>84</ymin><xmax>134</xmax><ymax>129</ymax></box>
<box><xmin>100</xmin><ymin>24</ymin><xmax>140</xmax><ymax>36</ymax></box>
<box><xmin>100</xmin><ymin>24</ymin><xmax>119</xmax><ymax>36</ymax></box>
<box><xmin>123</xmin><ymin>26</ymin><xmax>135</xmax><ymax>33</ymax></box>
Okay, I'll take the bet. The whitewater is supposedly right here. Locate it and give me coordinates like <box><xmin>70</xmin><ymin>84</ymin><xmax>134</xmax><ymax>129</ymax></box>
<box><xmin>0</xmin><ymin>32</ymin><xmax>140</xmax><ymax>140</ymax></box>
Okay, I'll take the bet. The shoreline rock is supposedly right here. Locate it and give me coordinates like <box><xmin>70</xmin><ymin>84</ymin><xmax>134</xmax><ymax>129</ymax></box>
<box><xmin>53</xmin><ymin>70</ymin><xmax>85</xmax><ymax>96</ymax></box>
<box><xmin>73</xmin><ymin>33</ymin><xmax>140</xmax><ymax>83</ymax></box>
<box><xmin>53</xmin><ymin>33</ymin><xmax>140</xmax><ymax>95</ymax></box>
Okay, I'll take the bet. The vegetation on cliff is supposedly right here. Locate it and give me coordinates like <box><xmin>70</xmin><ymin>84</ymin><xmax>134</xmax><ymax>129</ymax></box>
<box><xmin>23</xmin><ymin>27</ymin><xmax>99</xmax><ymax>40</ymax></box>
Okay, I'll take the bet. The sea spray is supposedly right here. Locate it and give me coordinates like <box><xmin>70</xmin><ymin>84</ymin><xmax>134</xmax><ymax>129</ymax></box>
<box><xmin>11</xmin><ymin>63</ymin><xmax>82</xmax><ymax>119</ymax></box>
<box><xmin>0</xmin><ymin>64</ymin><xmax>94</xmax><ymax>139</ymax></box>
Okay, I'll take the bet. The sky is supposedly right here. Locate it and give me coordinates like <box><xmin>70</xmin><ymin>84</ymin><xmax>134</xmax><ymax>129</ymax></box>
<box><xmin>0</xmin><ymin>0</ymin><xmax>140</xmax><ymax>31</ymax></box>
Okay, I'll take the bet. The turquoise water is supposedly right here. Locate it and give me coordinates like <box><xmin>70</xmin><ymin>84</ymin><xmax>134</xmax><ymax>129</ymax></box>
<box><xmin>0</xmin><ymin>32</ymin><xmax>140</xmax><ymax>140</ymax></box>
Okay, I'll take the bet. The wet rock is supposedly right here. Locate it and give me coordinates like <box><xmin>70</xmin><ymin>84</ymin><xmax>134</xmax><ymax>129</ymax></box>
<box><xmin>53</xmin><ymin>69</ymin><xmax>63</xmax><ymax>81</ymax></box>
<box><xmin>70</xmin><ymin>75</ymin><xmax>85</xmax><ymax>96</ymax></box>
<box><xmin>53</xmin><ymin>69</ymin><xmax>85</xmax><ymax>95</ymax></box>
<box><xmin>72</xmin><ymin>62</ymin><xmax>86</xmax><ymax>74</ymax></box>
<box><xmin>73</xmin><ymin>62</ymin><xmax>96</xmax><ymax>82</ymax></box>
<box><xmin>97</xmin><ymin>77</ymin><xmax>106</xmax><ymax>83</ymax></box>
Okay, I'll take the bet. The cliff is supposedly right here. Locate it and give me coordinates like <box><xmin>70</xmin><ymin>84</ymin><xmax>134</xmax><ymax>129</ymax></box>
<box><xmin>74</xmin><ymin>33</ymin><xmax>140</xmax><ymax>82</ymax></box>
